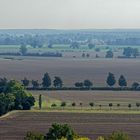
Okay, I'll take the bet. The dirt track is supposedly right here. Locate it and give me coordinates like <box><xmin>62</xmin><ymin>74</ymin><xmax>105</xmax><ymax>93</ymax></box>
<box><xmin>0</xmin><ymin>112</ymin><xmax>140</xmax><ymax>140</ymax></box>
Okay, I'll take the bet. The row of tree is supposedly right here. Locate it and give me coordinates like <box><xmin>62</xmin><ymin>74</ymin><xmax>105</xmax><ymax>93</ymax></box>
<box><xmin>20</xmin><ymin>72</ymin><xmax>139</xmax><ymax>89</ymax></box>
<box><xmin>50</xmin><ymin>101</ymin><xmax>140</xmax><ymax>110</ymax></box>
<box><xmin>0</xmin><ymin>78</ymin><xmax>35</xmax><ymax>116</ymax></box>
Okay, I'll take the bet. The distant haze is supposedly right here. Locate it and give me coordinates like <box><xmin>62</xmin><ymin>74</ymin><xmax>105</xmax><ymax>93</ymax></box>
<box><xmin>0</xmin><ymin>0</ymin><xmax>140</xmax><ymax>29</ymax></box>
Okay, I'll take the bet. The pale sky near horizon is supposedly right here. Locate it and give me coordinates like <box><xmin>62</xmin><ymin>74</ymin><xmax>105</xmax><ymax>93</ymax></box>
<box><xmin>0</xmin><ymin>0</ymin><xmax>140</xmax><ymax>29</ymax></box>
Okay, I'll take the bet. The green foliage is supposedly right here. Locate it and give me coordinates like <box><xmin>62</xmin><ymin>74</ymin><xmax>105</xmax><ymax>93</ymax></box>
<box><xmin>53</xmin><ymin>76</ymin><xmax>63</xmax><ymax>88</ymax></box>
<box><xmin>24</xmin><ymin>131</ymin><xmax>45</xmax><ymax>140</ymax></box>
<box><xmin>32</xmin><ymin>80</ymin><xmax>39</xmax><ymax>89</ymax></box>
<box><xmin>105</xmin><ymin>50</ymin><xmax>113</xmax><ymax>58</ymax></box>
<box><xmin>46</xmin><ymin>123</ymin><xmax>77</xmax><ymax>140</ymax></box>
<box><xmin>131</xmin><ymin>82</ymin><xmax>139</xmax><ymax>89</ymax></box>
<box><xmin>20</xmin><ymin>44</ymin><xmax>27</xmax><ymax>55</ymax></box>
<box><xmin>42</xmin><ymin>72</ymin><xmax>51</xmax><ymax>88</ymax></box>
<box><xmin>105</xmin><ymin>131</ymin><xmax>132</xmax><ymax>140</ymax></box>
<box><xmin>89</xmin><ymin>102</ymin><xmax>94</xmax><ymax>109</ymax></box>
<box><xmin>118</xmin><ymin>75</ymin><xmax>127</xmax><ymax>87</ymax></box>
<box><xmin>83</xmin><ymin>80</ymin><xmax>93</xmax><ymax>88</ymax></box>
<box><xmin>0</xmin><ymin>80</ymin><xmax>35</xmax><ymax>116</ymax></box>
<box><xmin>106</xmin><ymin>73</ymin><xmax>116</xmax><ymax>87</ymax></box>
<box><xmin>22</xmin><ymin>77</ymin><xmax>30</xmax><ymax>87</ymax></box>
<box><xmin>123</xmin><ymin>47</ymin><xmax>139</xmax><ymax>58</ymax></box>
<box><xmin>61</xmin><ymin>102</ymin><xmax>66</xmax><ymax>109</ymax></box>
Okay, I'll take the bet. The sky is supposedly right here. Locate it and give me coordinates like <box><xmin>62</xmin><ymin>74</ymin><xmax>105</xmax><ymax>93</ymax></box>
<box><xmin>0</xmin><ymin>0</ymin><xmax>140</xmax><ymax>29</ymax></box>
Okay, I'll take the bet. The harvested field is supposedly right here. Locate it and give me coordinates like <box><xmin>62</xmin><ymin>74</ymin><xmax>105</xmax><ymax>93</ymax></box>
<box><xmin>0</xmin><ymin>111</ymin><xmax>140</xmax><ymax>140</ymax></box>
<box><xmin>0</xmin><ymin>58</ymin><xmax>140</xmax><ymax>86</ymax></box>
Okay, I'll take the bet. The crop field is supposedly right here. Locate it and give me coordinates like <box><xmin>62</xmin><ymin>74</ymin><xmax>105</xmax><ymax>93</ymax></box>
<box><xmin>0</xmin><ymin>58</ymin><xmax>140</xmax><ymax>86</ymax></box>
<box><xmin>0</xmin><ymin>111</ymin><xmax>140</xmax><ymax>140</ymax></box>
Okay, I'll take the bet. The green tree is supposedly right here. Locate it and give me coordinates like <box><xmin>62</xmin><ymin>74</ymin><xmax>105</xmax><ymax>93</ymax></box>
<box><xmin>109</xmin><ymin>103</ymin><xmax>113</xmax><ymax>110</ymax></box>
<box><xmin>106</xmin><ymin>73</ymin><xmax>116</xmax><ymax>87</ymax></box>
<box><xmin>89</xmin><ymin>102</ymin><xmax>94</xmax><ymax>109</ymax></box>
<box><xmin>61</xmin><ymin>102</ymin><xmax>66</xmax><ymax>109</ymax></box>
<box><xmin>131</xmin><ymin>82</ymin><xmax>139</xmax><ymax>89</ymax></box>
<box><xmin>83</xmin><ymin>80</ymin><xmax>93</xmax><ymax>88</ymax></box>
<box><xmin>72</xmin><ymin>102</ymin><xmax>76</xmax><ymax>109</ymax></box>
<box><xmin>128</xmin><ymin>104</ymin><xmax>132</xmax><ymax>110</ymax></box>
<box><xmin>105</xmin><ymin>131</ymin><xmax>132</xmax><ymax>140</ymax></box>
<box><xmin>24</xmin><ymin>131</ymin><xmax>45</xmax><ymax>140</ymax></box>
<box><xmin>136</xmin><ymin>103</ymin><xmax>140</xmax><ymax>109</ymax></box>
<box><xmin>20</xmin><ymin>44</ymin><xmax>27</xmax><ymax>55</ymax></box>
<box><xmin>32</xmin><ymin>80</ymin><xmax>39</xmax><ymax>89</ymax></box>
<box><xmin>53</xmin><ymin>76</ymin><xmax>63</xmax><ymax>88</ymax></box>
<box><xmin>118</xmin><ymin>75</ymin><xmax>127</xmax><ymax>87</ymax></box>
<box><xmin>46</xmin><ymin>123</ymin><xmax>77</xmax><ymax>140</ymax></box>
<box><xmin>75</xmin><ymin>82</ymin><xmax>84</xmax><ymax>88</ymax></box>
<box><xmin>42</xmin><ymin>72</ymin><xmax>51</xmax><ymax>88</ymax></box>
<box><xmin>39</xmin><ymin>94</ymin><xmax>42</xmax><ymax>110</ymax></box>
<box><xmin>22</xmin><ymin>77</ymin><xmax>30</xmax><ymax>87</ymax></box>
<box><xmin>105</xmin><ymin>50</ymin><xmax>113</xmax><ymax>58</ymax></box>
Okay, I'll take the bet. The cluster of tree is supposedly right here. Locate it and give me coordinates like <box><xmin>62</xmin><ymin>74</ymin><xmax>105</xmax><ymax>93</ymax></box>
<box><xmin>122</xmin><ymin>47</ymin><xmax>139</xmax><ymax>58</ymax></box>
<box><xmin>24</xmin><ymin>123</ymin><xmax>132</xmax><ymax>140</ymax></box>
<box><xmin>106</xmin><ymin>73</ymin><xmax>127</xmax><ymax>87</ymax></box>
<box><xmin>82</xmin><ymin>53</ymin><xmax>90</xmax><ymax>58</ymax></box>
<box><xmin>22</xmin><ymin>73</ymin><xmax>63</xmax><ymax>89</ymax></box>
<box><xmin>0</xmin><ymin>78</ymin><xmax>35</xmax><ymax>116</ymax></box>
<box><xmin>75</xmin><ymin>80</ymin><xmax>93</xmax><ymax>88</ymax></box>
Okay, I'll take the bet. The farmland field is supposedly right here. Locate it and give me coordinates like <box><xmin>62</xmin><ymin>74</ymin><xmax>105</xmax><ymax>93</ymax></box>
<box><xmin>0</xmin><ymin>57</ymin><xmax>140</xmax><ymax>86</ymax></box>
<box><xmin>0</xmin><ymin>111</ymin><xmax>140</xmax><ymax>140</ymax></box>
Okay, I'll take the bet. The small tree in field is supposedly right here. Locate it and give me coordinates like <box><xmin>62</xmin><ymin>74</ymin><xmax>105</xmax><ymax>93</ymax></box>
<box><xmin>61</xmin><ymin>102</ymin><xmax>66</xmax><ymax>109</ymax></box>
<box><xmin>99</xmin><ymin>104</ymin><xmax>102</xmax><ymax>110</ymax></box>
<box><xmin>51</xmin><ymin>103</ymin><xmax>57</xmax><ymax>108</ymax></box>
<box><xmin>42</xmin><ymin>72</ymin><xmax>51</xmax><ymax>88</ymax></box>
<box><xmin>20</xmin><ymin>44</ymin><xmax>27</xmax><ymax>55</ymax></box>
<box><xmin>128</xmin><ymin>104</ymin><xmax>132</xmax><ymax>110</ymax></box>
<box><xmin>32</xmin><ymin>80</ymin><xmax>39</xmax><ymax>89</ymax></box>
<box><xmin>89</xmin><ymin>102</ymin><xmax>94</xmax><ymax>109</ymax></box>
<box><xmin>106</xmin><ymin>72</ymin><xmax>116</xmax><ymax>87</ymax></box>
<box><xmin>118</xmin><ymin>75</ymin><xmax>127</xmax><ymax>87</ymax></box>
<box><xmin>117</xmin><ymin>103</ymin><xmax>120</xmax><ymax>109</ymax></box>
<box><xmin>79</xmin><ymin>102</ymin><xmax>83</xmax><ymax>109</ymax></box>
<box><xmin>72</xmin><ymin>102</ymin><xmax>76</xmax><ymax>109</ymax></box>
<box><xmin>39</xmin><ymin>94</ymin><xmax>42</xmax><ymax>110</ymax></box>
<box><xmin>109</xmin><ymin>103</ymin><xmax>113</xmax><ymax>110</ymax></box>
<box><xmin>136</xmin><ymin>103</ymin><xmax>140</xmax><ymax>109</ymax></box>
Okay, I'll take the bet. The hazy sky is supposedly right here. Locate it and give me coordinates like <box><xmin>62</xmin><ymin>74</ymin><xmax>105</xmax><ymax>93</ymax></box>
<box><xmin>0</xmin><ymin>0</ymin><xmax>140</xmax><ymax>29</ymax></box>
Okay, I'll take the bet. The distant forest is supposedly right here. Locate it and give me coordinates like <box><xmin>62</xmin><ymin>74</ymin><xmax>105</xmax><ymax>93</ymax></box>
<box><xmin>0</xmin><ymin>29</ymin><xmax>140</xmax><ymax>46</ymax></box>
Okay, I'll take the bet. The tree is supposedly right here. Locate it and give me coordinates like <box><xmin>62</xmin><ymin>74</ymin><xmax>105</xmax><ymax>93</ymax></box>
<box><xmin>106</xmin><ymin>73</ymin><xmax>116</xmax><ymax>87</ymax></box>
<box><xmin>83</xmin><ymin>80</ymin><xmax>93</xmax><ymax>88</ymax></box>
<box><xmin>88</xmin><ymin>43</ymin><xmax>95</xmax><ymax>49</ymax></box>
<box><xmin>106</xmin><ymin>131</ymin><xmax>132</xmax><ymax>140</ymax></box>
<box><xmin>24</xmin><ymin>131</ymin><xmax>45</xmax><ymax>140</ymax></box>
<box><xmin>42</xmin><ymin>72</ymin><xmax>51</xmax><ymax>88</ymax></box>
<box><xmin>136</xmin><ymin>103</ymin><xmax>140</xmax><ymax>109</ymax></box>
<box><xmin>79</xmin><ymin>102</ymin><xmax>83</xmax><ymax>109</ymax></box>
<box><xmin>128</xmin><ymin>104</ymin><xmax>132</xmax><ymax>110</ymax></box>
<box><xmin>51</xmin><ymin>103</ymin><xmax>57</xmax><ymax>108</ymax></box>
<box><xmin>82</xmin><ymin>53</ymin><xmax>85</xmax><ymax>58</ymax></box>
<box><xmin>99</xmin><ymin>104</ymin><xmax>102</xmax><ymax>110</ymax></box>
<box><xmin>105</xmin><ymin>50</ymin><xmax>113</xmax><ymax>58</ymax></box>
<box><xmin>118</xmin><ymin>75</ymin><xmax>127</xmax><ymax>87</ymax></box>
<box><xmin>53</xmin><ymin>76</ymin><xmax>63</xmax><ymax>88</ymax></box>
<box><xmin>72</xmin><ymin>102</ymin><xmax>76</xmax><ymax>109</ymax></box>
<box><xmin>86</xmin><ymin>53</ymin><xmax>90</xmax><ymax>58</ymax></box>
<box><xmin>21</xmin><ymin>77</ymin><xmax>29</xmax><ymax>87</ymax></box>
<box><xmin>132</xmin><ymin>48</ymin><xmax>139</xmax><ymax>58</ymax></box>
<box><xmin>61</xmin><ymin>102</ymin><xmax>66</xmax><ymax>109</ymax></box>
<box><xmin>39</xmin><ymin>94</ymin><xmax>42</xmax><ymax>110</ymax></box>
<box><xmin>20</xmin><ymin>44</ymin><xmax>27</xmax><ymax>55</ymax></box>
<box><xmin>132</xmin><ymin>82</ymin><xmax>139</xmax><ymax>89</ymax></box>
<box><xmin>46</xmin><ymin>123</ymin><xmax>77</xmax><ymax>140</ymax></box>
<box><xmin>89</xmin><ymin>102</ymin><xmax>94</xmax><ymax>109</ymax></box>
<box><xmin>32</xmin><ymin>80</ymin><xmax>39</xmax><ymax>89</ymax></box>
<box><xmin>75</xmin><ymin>82</ymin><xmax>84</xmax><ymax>88</ymax></box>
<box><xmin>109</xmin><ymin>103</ymin><xmax>113</xmax><ymax>110</ymax></box>
<box><xmin>123</xmin><ymin>47</ymin><xmax>132</xmax><ymax>57</ymax></box>
<box><xmin>117</xmin><ymin>103</ymin><xmax>120</xmax><ymax>109</ymax></box>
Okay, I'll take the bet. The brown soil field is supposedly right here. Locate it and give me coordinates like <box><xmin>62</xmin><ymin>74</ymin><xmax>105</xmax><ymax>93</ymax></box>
<box><xmin>0</xmin><ymin>111</ymin><xmax>140</xmax><ymax>140</ymax></box>
<box><xmin>0</xmin><ymin>58</ymin><xmax>140</xmax><ymax>87</ymax></box>
<box><xmin>32</xmin><ymin>90</ymin><xmax>140</xmax><ymax>109</ymax></box>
